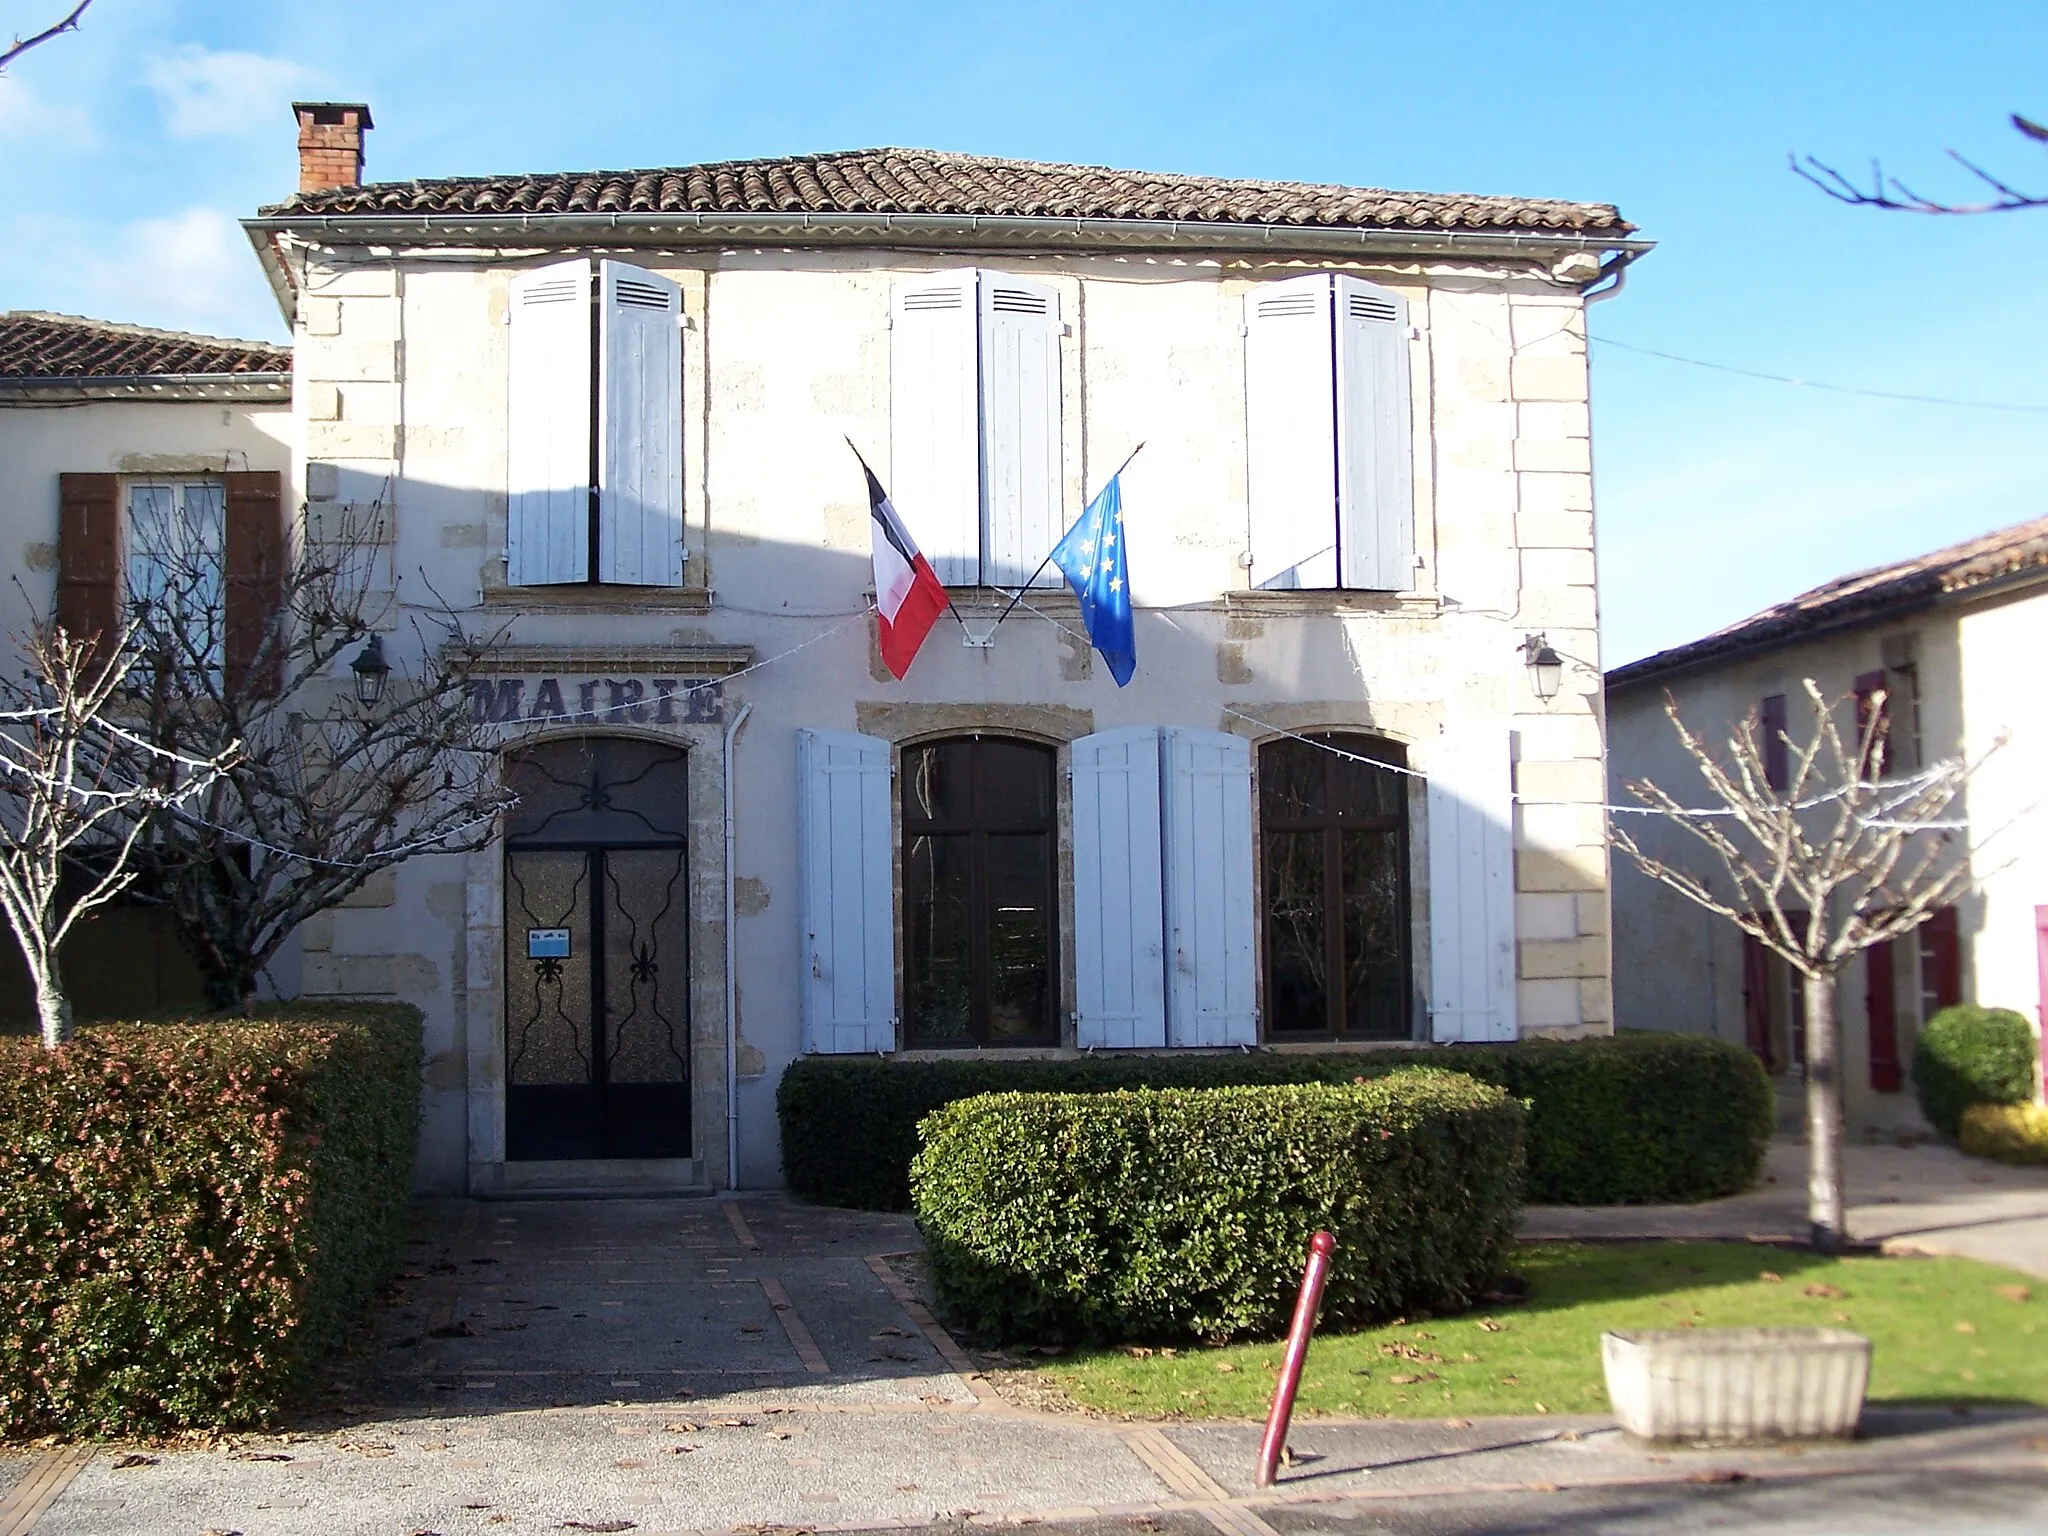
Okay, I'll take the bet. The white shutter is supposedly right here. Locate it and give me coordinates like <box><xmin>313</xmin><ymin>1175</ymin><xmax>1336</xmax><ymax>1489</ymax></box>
<box><xmin>596</xmin><ymin>261</ymin><xmax>685</xmax><ymax>586</ymax></box>
<box><xmin>1162</xmin><ymin>728</ymin><xmax>1258</xmax><ymax>1046</ymax></box>
<box><xmin>890</xmin><ymin>270</ymin><xmax>982</xmax><ymax>586</ymax></box>
<box><xmin>797</xmin><ymin>729</ymin><xmax>896</xmax><ymax>1054</ymax></box>
<box><xmin>1426</xmin><ymin>725</ymin><xmax>1517</xmax><ymax>1042</ymax></box>
<box><xmin>979</xmin><ymin>274</ymin><xmax>1064</xmax><ymax>588</ymax></box>
<box><xmin>506</xmin><ymin>258</ymin><xmax>593</xmax><ymax>586</ymax></box>
<box><xmin>1334</xmin><ymin>276</ymin><xmax>1415</xmax><ymax>592</ymax></box>
<box><xmin>1245</xmin><ymin>274</ymin><xmax>1338</xmax><ymax>591</ymax></box>
<box><xmin>1070</xmin><ymin>728</ymin><xmax>1167</xmax><ymax>1049</ymax></box>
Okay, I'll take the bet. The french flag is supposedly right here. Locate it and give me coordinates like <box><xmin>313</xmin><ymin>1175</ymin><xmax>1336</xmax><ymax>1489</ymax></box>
<box><xmin>855</xmin><ymin>455</ymin><xmax>949</xmax><ymax>679</ymax></box>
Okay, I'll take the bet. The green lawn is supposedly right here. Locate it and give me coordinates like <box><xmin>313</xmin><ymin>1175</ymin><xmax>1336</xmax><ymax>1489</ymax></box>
<box><xmin>1019</xmin><ymin>1242</ymin><xmax>2043</xmax><ymax>1420</ymax></box>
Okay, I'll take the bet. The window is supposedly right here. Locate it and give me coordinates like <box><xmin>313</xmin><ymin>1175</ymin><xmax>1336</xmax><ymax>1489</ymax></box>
<box><xmin>506</xmin><ymin>257</ymin><xmax>685</xmax><ymax>588</ymax></box>
<box><xmin>57</xmin><ymin>470</ymin><xmax>282</xmax><ymax>691</ymax></box>
<box><xmin>901</xmin><ymin>736</ymin><xmax>1058</xmax><ymax>1045</ymax></box>
<box><xmin>127</xmin><ymin>480</ymin><xmax>225</xmax><ymax>673</ymax></box>
<box><xmin>889</xmin><ymin>268</ymin><xmax>1063</xmax><ymax>588</ymax></box>
<box><xmin>1259</xmin><ymin>734</ymin><xmax>1412</xmax><ymax>1039</ymax></box>
<box><xmin>1244</xmin><ymin>273</ymin><xmax>1415</xmax><ymax>592</ymax></box>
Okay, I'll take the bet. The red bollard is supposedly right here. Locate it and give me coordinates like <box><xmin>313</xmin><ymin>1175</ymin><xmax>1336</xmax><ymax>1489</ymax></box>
<box><xmin>1256</xmin><ymin>1229</ymin><xmax>1336</xmax><ymax>1488</ymax></box>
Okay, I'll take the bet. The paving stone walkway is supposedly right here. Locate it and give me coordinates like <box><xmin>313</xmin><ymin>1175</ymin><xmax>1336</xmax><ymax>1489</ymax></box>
<box><xmin>1525</xmin><ymin>1137</ymin><xmax>2048</xmax><ymax>1277</ymax></box>
<box><xmin>7</xmin><ymin>1179</ymin><xmax>2048</xmax><ymax>1535</ymax></box>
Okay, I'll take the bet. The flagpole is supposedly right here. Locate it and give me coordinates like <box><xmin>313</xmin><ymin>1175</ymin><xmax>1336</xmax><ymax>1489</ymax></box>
<box><xmin>845</xmin><ymin>435</ymin><xmax>969</xmax><ymax>633</ymax></box>
<box><xmin>988</xmin><ymin>442</ymin><xmax>1145</xmax><ymax>632</ymax></box>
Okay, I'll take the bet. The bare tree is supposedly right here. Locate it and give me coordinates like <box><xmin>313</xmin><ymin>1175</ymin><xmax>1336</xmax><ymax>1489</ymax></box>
<box><xmin>1611</xmin><ymin>680</ymin><xmax>1998</xmax><ymax>1252</ymax></box>
<box><xmin>126</xmin><ymin>497</ymin><xmax>514</xmax><ymax>1008</ymax></box>
<box><xmin>0</xmin><ymin>622</ymin><xmax>233</xmax><ymax>1048</ymax></box>
<box><xmin>0</xmin><ymin>1</ymin><xmax>92</xmax><ymax>74</ymax></box>
<box><xmin>1795</xmin><ymin>112</ymin><xmax>2048</xmax><ymax>214</ymax></box>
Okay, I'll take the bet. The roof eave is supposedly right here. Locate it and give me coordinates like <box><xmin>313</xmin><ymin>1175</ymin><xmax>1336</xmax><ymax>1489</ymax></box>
<box><xmin>0</xmin><ymin>374</ymin><xmax>291</xmax><ymax>404</ymax></box>
<box><xmin>240</xmin><ymin>208</ymin><xmax>1652</xmax><ymax>263</ymax></box>
<box><xmin>1606</xmin><ymin>561</ymin><xmax>2048</xmax><ymax>692</ymax></box>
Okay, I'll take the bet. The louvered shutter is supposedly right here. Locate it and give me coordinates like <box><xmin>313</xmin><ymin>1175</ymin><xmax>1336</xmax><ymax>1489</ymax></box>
<box><xmin>223</xmin><ymin>471</ymin><xmax>285</xmax><ymax>694</ymax></box>
<box><xmin>1426</xmin><ymin>726</ymin><xmax>1517</xmax><ymax>1042</ymax></box>
<box><xmin>1853</xmin><ymin>669</ymin><xmax>1889</xmax><ymax>777</ymax></box>
<box><xmin>1333</xmin><ymin>276</ymin><xmax>1415</xmax><ymax>592</ymax></box>
<box><xmin>56</xmin><ymin>472</ymin><xmax>120</xmax><ymax>654</ymax></box>
<box><xmin>797</xmin><ymin>728</ymin><xmax>896</xmax><ymax>1054</ymax></box>
<box><xmin>1071</xmin><ymin>728</ymin><xmax>1167</xmax><ymax>1049</ymax></box>
<box><xmin>890</xmin><ymin>270</ymin><xmax>981</xmax><ymax>586</ymax></box>
<box><xmin>597</xmin><ymin>261</ymin><xmax>685</xmax><ymax>586</ymax></box>
<box><xmin>1741</xmin><ymin>933</ymin><xmax>1775</xmax><ymax>1070</ymax></box>
<box><xmin>507</xmin><ymin>258</ymin><xmax>594</xmax><ymax>586</ymax></box>
<box><xmin>979</xmin><ymin>273</ymin><xmax>1063</xmax><ymax>588</ymax></box>
<box><xmin>1919</xmin><ymin>905</ymin><xmax>1962</xmax><ymax>1013</ymax></box>
<box><xmin>1162</xmin><ymin>728</ymin><xmax>1257</xmax><ymax>1046</ymax></box>
<box><xmin>1245</xmin><ymin>274</ymin><xmax>1339</xmax><ymax>590</ymax></box>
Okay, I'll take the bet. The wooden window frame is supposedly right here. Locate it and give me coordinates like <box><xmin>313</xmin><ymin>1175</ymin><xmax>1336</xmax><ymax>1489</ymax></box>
<box><xmin>1257</xmin><ymin>732</ymin><xmax>1413</xmax><ymax>1041</ymax></box>
<box><xmin>900</xmin><ymin>735</ymin><xmax>1060</xmax><ymax>1048</ymax></box>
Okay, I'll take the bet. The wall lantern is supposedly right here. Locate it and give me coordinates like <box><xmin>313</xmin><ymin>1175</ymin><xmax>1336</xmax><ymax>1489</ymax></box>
<box><xmin>1521</xmin><ymin>633</ymin><xmax>1564</xmax><ymax>702</ymax></box>
<box><xmin>350</xmin><ymin>634</ymin><xmax>390</xmax><ymax>708</ymax></box>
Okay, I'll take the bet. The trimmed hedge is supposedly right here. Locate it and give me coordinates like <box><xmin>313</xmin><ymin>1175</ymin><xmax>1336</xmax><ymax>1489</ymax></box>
<box><xmin>1959</xmin><ymin>1101</ymin><xmax>2048</xmax><ymax>1166</ymax></box>
<box><xmin>912</xmin><ymin>1069</ymin><xmax>1525</xmax><ymax>1342</ymax></box>
<box><xmin>1913</xmin><ymin>1005</ymin><xmax>2040</xmax><ymax>1140</ymax></box>
<box><xmin>779</xmin><ymin>1033</ymin><xmax>1772</xmax><ymax>1211</ymax></box>
<box><xmin>0</xmin><ymin>1004</ymin><xmax>422</xmax><ymax>1436</ymax></box>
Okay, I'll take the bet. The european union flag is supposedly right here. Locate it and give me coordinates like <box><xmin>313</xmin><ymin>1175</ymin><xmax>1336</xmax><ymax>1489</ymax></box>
<box><xmin>1049</xmin><ymin>475</ymin><xmax>1135</xmax><ymax>686</ymax></box>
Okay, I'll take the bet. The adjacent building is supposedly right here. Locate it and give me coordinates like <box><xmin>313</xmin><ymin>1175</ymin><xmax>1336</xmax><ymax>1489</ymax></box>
<box><xmin>1608</xmin><ymin>516</ymin><xmax>2048</xmax><ymax>1133</ymax></box>
<box><xmin>23</xmin><ymin>102</ymin><xmax>1649</xmax><ymax>1192</ymax></box>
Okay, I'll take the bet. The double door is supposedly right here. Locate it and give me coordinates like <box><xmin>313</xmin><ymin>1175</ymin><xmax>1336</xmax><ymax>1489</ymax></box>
<box><xmin>505</xmin><ymin>843</ymin><xmax>691</xmax><ymax>1159</ymax></box>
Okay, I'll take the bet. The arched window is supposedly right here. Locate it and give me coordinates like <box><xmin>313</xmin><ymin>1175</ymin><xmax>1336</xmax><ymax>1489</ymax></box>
<box><xmin>902</xmin><ymin>735</ymin><xmax>1058</xmax><ymax>1045</ymax></box>
<box><xmin>1259</xmin><ymin>734</ymin><xmax>1411</xmax><ymax>1039</ymax></box>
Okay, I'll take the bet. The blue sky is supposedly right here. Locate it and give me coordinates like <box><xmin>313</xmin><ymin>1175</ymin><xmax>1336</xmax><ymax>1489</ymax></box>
<box><xmin>2</xmin><ymin>0</ymin><xmax>2042</xmax><ymax>664</ymax></box>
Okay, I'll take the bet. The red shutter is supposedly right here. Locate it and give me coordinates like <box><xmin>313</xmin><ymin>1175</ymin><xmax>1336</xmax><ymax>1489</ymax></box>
<box><xmin>1853</xmin><ymin>669</ymin><xmax>1889</xmax><ymax>778</ymax></box>
<box><xmin>224</xmin><ymin>471</ymin><xmax>285</xmax><ymax>694</ymax></box>
<box><xmin>1865</xmin><ymin>938</ymin><xmax>1901</xmax><ymax>1092</ymax></box>
<box><xmin>1760</xmin><ymin>693</ymin><xmax>1789</xmax><ymax>792</ymax></box>
<box><xmin>57</xmin><ymin>472</ymin><xmax>121</xmax><ymax>656</ymax></box>
<box><xmin>1741</xmin><ymin>933</ymin><xmax>1775</xmax><ymax>1071</ymax></box>
<box><xmin>1919</xmin><ymin>905</ymin><xmax>1962</xmax><ymax>1015</ymax></box>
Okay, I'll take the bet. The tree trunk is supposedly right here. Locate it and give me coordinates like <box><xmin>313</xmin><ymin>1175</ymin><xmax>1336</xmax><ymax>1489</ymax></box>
<box><xmin>34</xmin><ymin>967</ymin><xmax>73</xmax><ymax>1051</ymax></box>
<box><xmin>1803</xmin><ymin>968</ymin><xmax>1846</xmax><ymax>1252</ymax></box>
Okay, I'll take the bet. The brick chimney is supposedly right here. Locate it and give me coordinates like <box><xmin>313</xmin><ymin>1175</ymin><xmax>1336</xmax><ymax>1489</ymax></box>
<box><xmin>293</xmin><ymin>102</ymin><xmax>373</xmax><ymax>195</ymax></box>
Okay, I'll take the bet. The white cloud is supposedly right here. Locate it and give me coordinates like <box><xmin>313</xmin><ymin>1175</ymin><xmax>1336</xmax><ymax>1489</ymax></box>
<box><xmin>0</xmin><ymin>76</ymin><xmax>94</xmax><ymax>144</ymax></box>
<box><xmin>145</xmin><ymin>44</ymin><xmax>315</xmax><ymax>139</ymax></box>
<box><xmin>84</xmin><ymin>207</ymin><xmax>280</xmax><ymax>340</ymax></box>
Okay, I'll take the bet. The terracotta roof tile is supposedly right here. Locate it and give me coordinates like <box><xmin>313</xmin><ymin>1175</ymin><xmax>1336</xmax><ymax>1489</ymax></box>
<box><xmin>0</xmin><ymin>311</ymin><xmax>290</xmax><ymax>380</ymax></box>
<box><xmin>261</xmin><ymin>146</ymin><xmax>1631</xmax><ymax>237</ymax></box>
<box><xmin>1609</xmin><ymin>514</ymin><xmax>2048</xmax><ymax>687</ymax></box>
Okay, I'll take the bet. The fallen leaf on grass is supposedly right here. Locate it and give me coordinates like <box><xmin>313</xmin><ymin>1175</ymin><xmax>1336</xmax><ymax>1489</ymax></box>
<box><xmin>111</xmin><ymin>1453</ymin><xmax>156</xmax><ymax>1469</ymax></box>
<box><xmin>1388</xmin><ymin>1372</ymin><xmax>1439</xmax><ymax>1386</ymax></box>
<box><xmin>1803</xmin><ymin>1283</ymin><xmax>1846</xmax><ymax>1300</ymax></box>
<box><xmin>1955</xmin><ymin>1321</ymin><xmax>1978</xmax><ymax>1335</ymax></box>
<box><xmin>1215</xmin><ymin>1362</ymin><xmax>1237</xmax><ymax>1373</ymax></box>
<box><xmin>1499</xmin><ymin>1374</ymin><xmax>1521</xmax><ymax>1385</ymax></box>
<box><xmin>1478</xmin><ymin>1319</ymin><xmax>1507</xmax><ymax>1333</ymax></box>
<box><xmin>1380</xmin><ymin>1342</ymin><xmax>1445</xmax><ymax>1363</ymax></box>
<box><xmin>1759</xmin><ymin>1271</ymin><xmax>1783</xmax><ymax>1283</ymax></box>
<box><xmin>1998</xmin><ymin>1285</ymin><xmax>2032</xmax><ymax>1303</ymax></box>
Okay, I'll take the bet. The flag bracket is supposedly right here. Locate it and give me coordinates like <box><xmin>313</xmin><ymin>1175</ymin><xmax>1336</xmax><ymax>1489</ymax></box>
<box><xmin>958</xmin><ymin>618</ymin><xmax>1000</xmax><ymax>649</ymax></box>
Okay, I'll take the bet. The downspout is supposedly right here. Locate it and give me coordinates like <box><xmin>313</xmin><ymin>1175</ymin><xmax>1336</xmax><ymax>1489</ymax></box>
<box><xmin>721</xmin><ymin>700</ymin><xmax>753</xmax><ymax>1192</ymax></box>
<box><xmin>1581</xmin><ymin>249</ymin><xmax>1640</xmax><ymax>306</ymax></box>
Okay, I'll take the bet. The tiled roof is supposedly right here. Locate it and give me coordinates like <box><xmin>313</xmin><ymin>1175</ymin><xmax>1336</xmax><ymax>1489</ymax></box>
<box><xmin>1609</xmin><ymin>514</ymin><xmax>2048</xmax><ymax>688</ymax></box>
<box><xmin>262</xmin><ymin>146</ymin><xmax>1632</xmax><ymax>237</ymax></box>
<box><xmin>0</xmin><ymin>311</ymin><xmax>290</xmax><ymax>381</ymax></box>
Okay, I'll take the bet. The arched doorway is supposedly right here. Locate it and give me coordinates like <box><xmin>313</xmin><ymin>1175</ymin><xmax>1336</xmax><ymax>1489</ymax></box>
<box><xmin>503</xmin><ymin>737</ymin><xmax>692</xmax><ymax>1160</ymax></box>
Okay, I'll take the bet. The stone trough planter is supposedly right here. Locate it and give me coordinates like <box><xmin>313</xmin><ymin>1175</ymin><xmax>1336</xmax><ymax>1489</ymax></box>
<box><xmin>1602</xmin><ymin>1328</ymin><xmax>1871</xmax><ymax>1443</ymax></box>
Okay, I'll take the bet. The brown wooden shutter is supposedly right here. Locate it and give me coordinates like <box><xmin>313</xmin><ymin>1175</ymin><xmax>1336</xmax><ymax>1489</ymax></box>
<box><xmin>1919</xmin><ymin>905</ymin><xmax>1963</xmax><ymax>1016</ymax></box>
<box><xmin>1853</xmin><ymin>669</ymin><xmax>1889</xmax><ymax>777</ymax></box>
<box><xmin>1760</xmin><ymin>693</ymin><xmax>1789</xmax><ymax>792</ymax></box>
<box><xmin>1741</xmin><ymin>932</ymin><xmax>1775</xmax><ymax>1072</ymax></box>
<box><xmin>1865</xmin><ymin>938</ymin><xmax>1901</xmax><ymax>1091</ymax></box>
<box><xmin>57</xmin><ymin>472</ymin><xmax>121</xmax><ymax>654</ymax></box>
<box><xmin>224</xmin><ymin>471</ymin><xmax>285</xmax><ymax>694</ymax></box>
